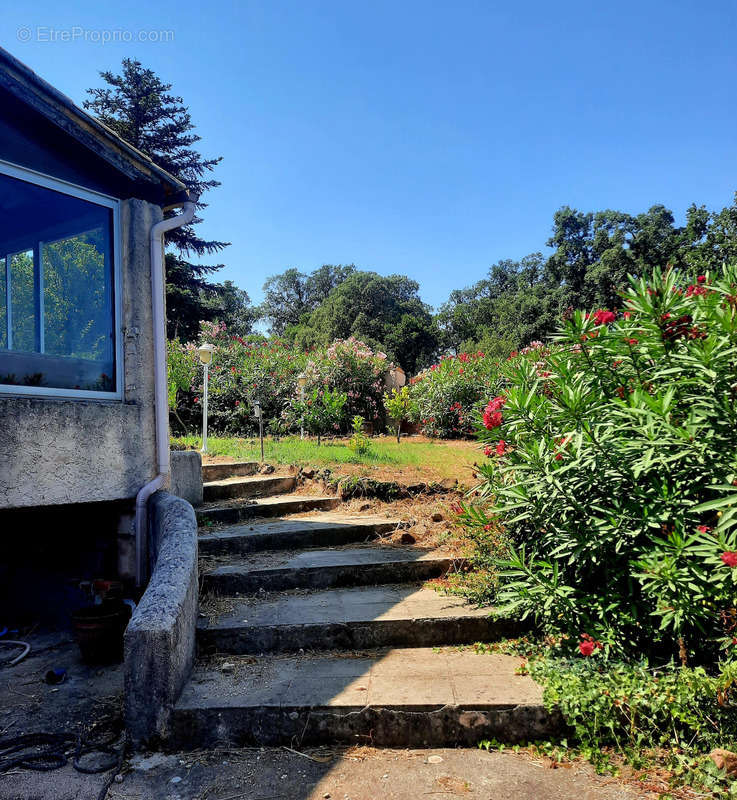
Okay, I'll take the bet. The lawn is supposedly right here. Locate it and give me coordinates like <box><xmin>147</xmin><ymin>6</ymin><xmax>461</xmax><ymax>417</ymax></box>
<box><xmin>171</xmin><ymin>434</ymin><xmax>480</xmax><ymax>485</ymax></box>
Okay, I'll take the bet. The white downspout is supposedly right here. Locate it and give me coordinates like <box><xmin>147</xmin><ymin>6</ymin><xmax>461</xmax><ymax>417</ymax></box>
<box><xmin>134</xmin><ymin>199</ymin><xmax>196</xmax><ymax>587</ymax></box>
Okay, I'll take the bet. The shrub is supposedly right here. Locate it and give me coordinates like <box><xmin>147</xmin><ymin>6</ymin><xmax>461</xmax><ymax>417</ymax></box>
<box><xmin>458</xmin><ymin>265</ymin><xmax>737</xmax><ymax>662</ymax></box>
<box><xmin>290</xmin><ymin>387</ymin><xmax>347</xmax><ymax>445</ymax></box>
<box><xmin>347</xmin><ymin>415</ymin><xmax>371</xmax><ymax>454</ymax></box>
<box><xmin>297</xmin><ymin>338</ymin><xmax>389</xmax><ymax>431</ymax></box>
<box><xmin>384</xmin><ymin>385</ymin><xmax>415</xmax><ymax>443</ymax></box>
<box><xmin>173</xmin><ymin>321</ymin><xmax>307</xmax><ymax>435</ymax></box>
<box><xmin>531</xmin><ymin>657</ymin><xmax>737</xmax><ymax>787</ymax></box>
<box><xmin>167</xmin><ymin>338</ymin><xmax>197</xmax><ymax>433</ymax></box>
<box><xmin>408</xmin><ymin>351</ymin><xmax>500</xmax><ymax>438</ymax></box>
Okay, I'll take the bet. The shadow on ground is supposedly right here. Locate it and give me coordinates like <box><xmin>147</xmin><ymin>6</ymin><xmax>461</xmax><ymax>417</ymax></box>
<box><xmin>0</xmin><ymin>631</ymin><xmax>638</xmax><ymax>800</ymax></box>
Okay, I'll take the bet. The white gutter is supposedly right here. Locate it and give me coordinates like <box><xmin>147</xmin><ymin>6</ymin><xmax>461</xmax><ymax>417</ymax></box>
<box><xmin>134</xmin><ymin>200</ymin><xmax>196</xmax><ymax>587</ymax></box>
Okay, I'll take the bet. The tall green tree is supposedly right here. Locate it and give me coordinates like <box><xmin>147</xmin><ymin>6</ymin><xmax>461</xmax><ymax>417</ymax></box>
<box><xmin>259</xmin><ymin>264</ymin><xmax>356</xmax><ymax>335</ymax></box>
<box><xmin>165</xmin><ymin>256</ymin><xmax>256</xmax><ymax>341</ymax></box>
<box><xmin>290</xmin><ymin>271</ymin><xmax>438</xmax><ymax>373</ymax></box>
<box><xmin>84</xmin><ymin>58</ymin><xmax>228</xmax><ymax>256</ymax></box>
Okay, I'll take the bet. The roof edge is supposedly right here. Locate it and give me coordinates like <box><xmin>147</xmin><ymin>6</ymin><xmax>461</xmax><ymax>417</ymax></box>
<box><xmin>0</xmin><ymin>46</ymin><xmax>188</xmax><ymax>200</ymax></box>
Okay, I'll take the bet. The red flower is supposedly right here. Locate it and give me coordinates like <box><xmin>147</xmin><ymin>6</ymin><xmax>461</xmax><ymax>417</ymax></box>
<box><xmin>625</xmin><ymin>338</ymin><xmax>638</xmax><ymax>346</ymax></box>
<box><xmin>579</xmin><ymin>640</ymin><xmax>596</xmax><ymax>657</ymax></box>
<box><xmin>483</xmin><ymin>397</ymin><xmax>506</xmax><ymax>430</ymax></box>
<box><xmin>696</xmin><ymin>525</ymin><xmax>711</xmax><ymax>534</ymax></box>
<box><xmin>194</xmin><ymin>397</ymin><xmax>199</xmax><ymax>403</ymax></box>
<box><xmin>721</xmin><ymin>551</ymin><xmax>737</xmax><ymax>568</ymax></box>
<box><xmin>483</xmin><ymin>409</ymin><xmax>503</xmax><ymax>430</ymax></box>
<box><xmin>235</xmin><ymin>400</ymin><xmax>240</xmax><ymax>407</ymax></box>
<box><xmin>622</xmin><ymin>311</ymin><xmax>633</xmax><ymax>320</ymax></box>
<box><xmin>593</xmin><ymin>309</ymin><xmax>616</xmax><ymax>326</ymax></box>
<box><xmin>578</xmin><ymin>633</ymin><xmax>603</xmax><ymax>656</ymax></box>
<box><xmin>483</xmin><ymin>445</ymin><xmax>493</xmax><ymax>457</ymax></box>
<box><xmin>686</xmin><ymin>284</ymin><xmax>707</xmax><ymax>298</ymax></box>
<box><xmin>697</xmin><ymin>275</ymin><xmax>707</xmax><ymax>284</ymax></box>
<box><xmin>496</xmin><ymin>440</ymin><xmax>507</xmax><ymax>457</ymax></box>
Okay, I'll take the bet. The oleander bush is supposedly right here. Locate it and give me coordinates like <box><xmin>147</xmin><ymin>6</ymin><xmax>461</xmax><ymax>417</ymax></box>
<box><xmin>170</xmin><ymin>329</ymin><xmax>393</xmax><ymax>437</ymax></box>
<box><xmin>407</xmin><ymin>351</ymin><xmax>501</xmax><ymax>438</ymax></box>
<box><xmin>457</xmin><ymin>265</ymin><xmax>737</xmax><ymax>663</ymax></box>
<box><xmin>284</xmin><ymin>337</ymin><xmax>390</xmax><ymax>433</ymax></box>
<box><xmin>170</xmin><ymin>320</ymin><xmax>307</xmax><ymax>435</ymax></box>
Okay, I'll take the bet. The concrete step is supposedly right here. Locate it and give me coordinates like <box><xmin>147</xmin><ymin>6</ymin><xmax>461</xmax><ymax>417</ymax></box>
<box><xmin>198</xmin><ymin>515</ymin><xmax>404</xmax><ymax>557</ymax></box>
<box><xmin>196</xmin><ymin>495</ymin><xmax>340</xmax><ymax>527</ymax></box>
<box><xmin>170</xmin><ymin>647</ymin><xmax>558</xmax><ymax>749</ymax></box>
<box><xmin>201</xmin><ymin>545</ymin><xmax>458</xmax><ymax>595</ymax></box>
<box><xmin>203</xmin><ymin>475</ymin><xmax>297</xmax><ymax>503</ymax></box>
<box><xmin>202</xmin><ymin>461</ymin><xmax>260</xmax><ymax>482</ymax></box>
<box><xmin>197</xmin><ymin>584</ymin><xmax>516</xmax><ymax>654</ymax></box>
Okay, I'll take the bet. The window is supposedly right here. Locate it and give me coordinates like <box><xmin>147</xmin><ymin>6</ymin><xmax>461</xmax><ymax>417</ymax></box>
<box><xmin>0</xmin><ymin>163</ymin><xmax>120</xmax><ymax>398</ymax></box>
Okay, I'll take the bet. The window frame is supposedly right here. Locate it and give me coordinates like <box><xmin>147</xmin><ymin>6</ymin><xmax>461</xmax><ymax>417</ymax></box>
<box><xmin>0</xmin><ymin>159</ymin><xmax>123</xmax><ymax>401</ymax></box>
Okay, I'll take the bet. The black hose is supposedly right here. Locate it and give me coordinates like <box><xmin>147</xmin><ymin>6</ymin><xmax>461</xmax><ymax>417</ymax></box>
<box><xmin>0</xmin><ymin>730</ymin><xmax>123</xmax><ymax>776</ymax></box>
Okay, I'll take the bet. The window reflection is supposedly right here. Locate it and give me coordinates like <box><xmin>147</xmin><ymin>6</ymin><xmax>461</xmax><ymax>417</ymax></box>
<box><xmin>0</xmin><ymin>171</ymin><xmax>116</xmax><ymax>393</ymax></box>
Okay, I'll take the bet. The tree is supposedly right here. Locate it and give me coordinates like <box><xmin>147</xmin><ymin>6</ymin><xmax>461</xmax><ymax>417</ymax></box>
<box><xmin>213</xmin><ymin>280</ymin><xmax>259</xmax><ymax>338</ymax></box>
<box><xmin>289</xmin><ymin>271</ymin><xmax>439</xmax><ymax>373</ymax></box>
<box><xmin>437</xmin><ymin>254</ymin><xmax>551</xmax><ymax>356</ymax></box>
<box><xmin>84</xmin><ymin>58</ymin><xmax>228</xmax><ymax>257</ymax></box>
<box><xmin>259</xmin><ymin>264</ymin><xmax>356</xmax><ymax>335</ymax></box>
<box><xmin>259</xmin><ymin>268</ymin><xmax>310</xmax><ymax>335</ymax></box>
<box><xmin>165</xmin><ymin>255</ymin><xmax>257</xmax><ymax>341</ymax></box>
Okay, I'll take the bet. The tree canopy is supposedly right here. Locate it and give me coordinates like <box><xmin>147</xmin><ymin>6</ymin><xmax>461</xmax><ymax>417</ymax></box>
<box><xmin>261</xmin><ymin>268</ymin><xmax>438</xmax><ymax>374</ymax></box>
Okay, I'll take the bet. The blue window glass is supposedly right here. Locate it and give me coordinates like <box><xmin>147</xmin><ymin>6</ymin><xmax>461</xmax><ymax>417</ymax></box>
<box><xmin>0</xmin><ymin>171</ymin><xmax>116</xmax><ymax>393</ymax></box>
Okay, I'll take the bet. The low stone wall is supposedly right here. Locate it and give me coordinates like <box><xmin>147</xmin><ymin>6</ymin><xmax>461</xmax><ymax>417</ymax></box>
<box><xmin>170</xmin><ymin>450</ymin><xmax>203</xmax><ymax>506</ymax></box>
<box><xmin>124</xmin><ymin>491</ymin><xmax>198</xmax><ymax>747</ymax></box>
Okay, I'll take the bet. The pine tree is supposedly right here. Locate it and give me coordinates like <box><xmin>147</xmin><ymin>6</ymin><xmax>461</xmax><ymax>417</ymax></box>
<box><xmin>84</xmin><ymin>58</ymin><xmax>228</xmax><ymax>257</ymax></box>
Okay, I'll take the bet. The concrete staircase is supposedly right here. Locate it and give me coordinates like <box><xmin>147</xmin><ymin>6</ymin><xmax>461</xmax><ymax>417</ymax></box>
<box><xmin>169</xmin><ymin>462</ymin><xmax>558</xmax><ymax>749</ymax></box>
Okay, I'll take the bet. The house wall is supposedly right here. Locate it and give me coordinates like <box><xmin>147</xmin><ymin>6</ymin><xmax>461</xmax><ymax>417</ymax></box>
<box><xmin>0</xmin><ymin>199</ymin><xmax>163</xmax><ymax>508</ymax></box>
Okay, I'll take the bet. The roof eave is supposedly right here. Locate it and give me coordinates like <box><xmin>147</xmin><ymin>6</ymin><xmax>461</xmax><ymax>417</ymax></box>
<box><xmin>0</xmin><ymin>47</ymin><xmax>188</xmax><ymax>202</ymax></box>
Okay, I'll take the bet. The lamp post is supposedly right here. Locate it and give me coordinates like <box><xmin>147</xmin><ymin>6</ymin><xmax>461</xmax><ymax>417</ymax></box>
<box><xmin>197</xmin><ymin>343</ymin><xmax>216</xmax><ymax>453</ymax></box>
<box><xmin>254</xmin><ymin>399</ymin><xmax>264</xmax><ymax>462</ymax></box>
<box><xmin>297</xmin><ymin>373</ymin><xmax>308</xmax><ymax>440</ymax></box>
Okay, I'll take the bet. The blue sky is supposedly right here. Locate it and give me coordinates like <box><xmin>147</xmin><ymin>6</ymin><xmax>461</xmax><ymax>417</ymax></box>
<box><xmin>3</xmin><ymin>1</ymin><xmax>736</xmax><ymax>308</ymax></box>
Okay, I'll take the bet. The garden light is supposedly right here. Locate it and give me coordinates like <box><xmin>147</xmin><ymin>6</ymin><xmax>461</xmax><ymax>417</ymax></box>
<box><xmin>197</xmin><ymin>343</ymin><xmax>216</xmax><ymax>452</ymax></box>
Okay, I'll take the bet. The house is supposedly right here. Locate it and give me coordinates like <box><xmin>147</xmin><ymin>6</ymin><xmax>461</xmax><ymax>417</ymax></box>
<box><xmin>0</xmin><ymin>47</ymin><xmax>193</xmax><ymax>619</ymax></box>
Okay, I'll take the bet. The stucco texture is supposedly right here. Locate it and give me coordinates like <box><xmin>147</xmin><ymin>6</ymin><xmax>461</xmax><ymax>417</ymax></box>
<box><xmin>0</xmin><ymin>199</ymin><xmax>163</xmax><ymax>508</ymax></box>
<box><xmin>124</xmin><ymin>490</ymin><xmax>198</xmax><ymax>746</ymax></box>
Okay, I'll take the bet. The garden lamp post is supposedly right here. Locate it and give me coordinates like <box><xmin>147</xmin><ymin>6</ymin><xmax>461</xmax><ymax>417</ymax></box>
<box><xmin>254</xmin><ymin>399</ymin><xmax>264</xmax><ymax>462</ymax></box>
<box><xmin>197</xmin><ymin>343</ymin><xmax>216</xmax><ymax>453</ymax></box>
<box><xmin>297</xmin><ymin>373</ymin><xmax>308</xmax><ymax>440</ymax></box>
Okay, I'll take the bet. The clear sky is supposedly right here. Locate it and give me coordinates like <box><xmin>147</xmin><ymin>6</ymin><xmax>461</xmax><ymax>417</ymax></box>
<box><xmin>3</xmin><ymin>1</ymin><xmax>736</xmax><ymax>308</ymax></box>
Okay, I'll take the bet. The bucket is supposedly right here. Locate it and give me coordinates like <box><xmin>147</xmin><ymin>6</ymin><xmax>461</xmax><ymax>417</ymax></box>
<box><xmin>71</xmin><ymin>601</ymin><xmax>130</xmax><ymax>664</ymax></box>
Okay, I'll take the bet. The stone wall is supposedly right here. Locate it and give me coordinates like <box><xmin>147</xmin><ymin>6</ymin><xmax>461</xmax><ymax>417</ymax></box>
<box><xmin>0</xmin><ymin>199</ymin><xmax>162</xmax><ymax>508</ymax></box>
<box><xmin>124</xmin><ymin>491</ymin><xmax>198</xmax><ymax>746</ymax></box>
